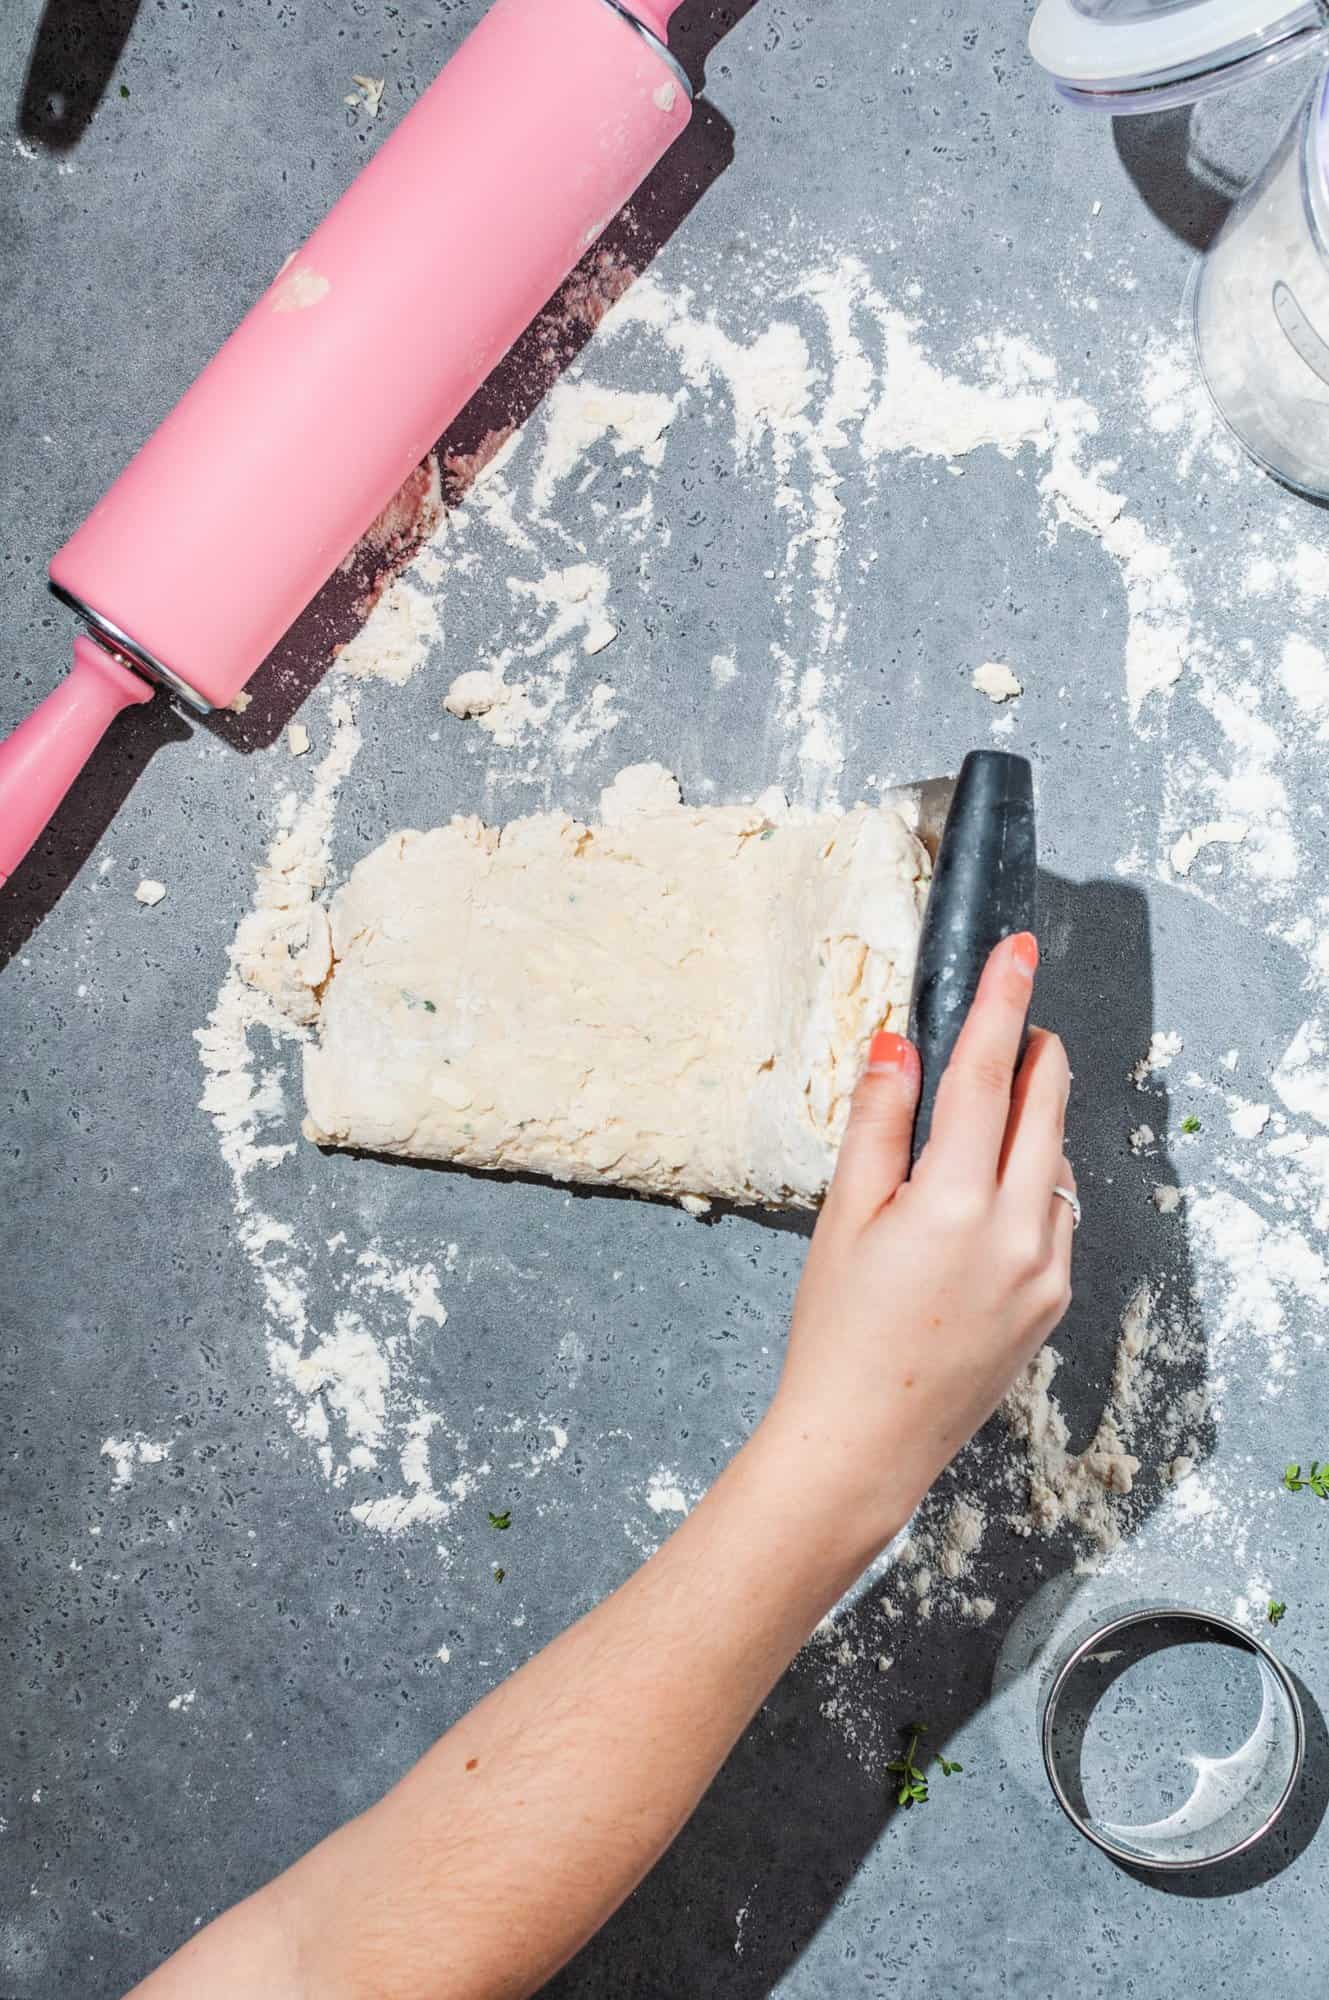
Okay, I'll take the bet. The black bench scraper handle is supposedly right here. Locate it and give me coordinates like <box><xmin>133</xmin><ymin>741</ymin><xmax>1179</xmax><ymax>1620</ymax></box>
<box><xmin>908</xmin><ymin>750</ymin><xmax>1037</xmax><ymax>1164</ymax></box>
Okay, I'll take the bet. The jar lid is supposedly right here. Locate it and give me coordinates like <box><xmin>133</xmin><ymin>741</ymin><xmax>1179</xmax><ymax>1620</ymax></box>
<box><xmin>1029</xmin><ymin>0</ymin><xmax>1329</xmax><ymax>112</ymax></box>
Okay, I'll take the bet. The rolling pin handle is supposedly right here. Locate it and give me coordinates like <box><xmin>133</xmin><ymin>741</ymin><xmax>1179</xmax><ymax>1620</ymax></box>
<box><xmin>0</xmin><ymin>638</ymin><xmax>154</xmax><ymax>887</ymax></box>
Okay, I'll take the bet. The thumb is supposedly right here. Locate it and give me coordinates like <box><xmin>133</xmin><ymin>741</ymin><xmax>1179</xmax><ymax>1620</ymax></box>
<box><xmin>826</xmin><ymin>1031</ymin><xmax>921</xmax><ymax>1231</ymax></box>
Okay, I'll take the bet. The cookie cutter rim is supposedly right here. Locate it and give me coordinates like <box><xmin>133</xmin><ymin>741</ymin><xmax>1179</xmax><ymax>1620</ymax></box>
<box><xmin>1040</xmin><ymin>1602</ymin><xmax>1306</xmax><ymax>1872</ymax></box>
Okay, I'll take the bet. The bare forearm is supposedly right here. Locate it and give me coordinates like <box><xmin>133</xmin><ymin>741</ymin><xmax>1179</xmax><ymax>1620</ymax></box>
<box><xmin>131</xmin><ymin>946</ymin><xmax>1068</xmax><ymax>2000</ymax></box>
<box><xmin>282</xmin><ymin>1420</ymin><xmax>895</xmax><ymax>2000</ymax></box>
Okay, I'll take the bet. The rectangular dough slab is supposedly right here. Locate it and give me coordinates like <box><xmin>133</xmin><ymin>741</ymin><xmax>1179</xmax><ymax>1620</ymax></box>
<box><xmin>303</xmin><ymin>764</ymin><xmax>930</xmax><ymax>1210</ymax></box>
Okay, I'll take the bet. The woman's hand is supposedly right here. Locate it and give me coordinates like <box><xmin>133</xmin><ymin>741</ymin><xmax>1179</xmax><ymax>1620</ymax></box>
<box><xmin>762</xmin><ymin>931</ymin><xmax>1074</xmax><ymax>1561</ymax></box>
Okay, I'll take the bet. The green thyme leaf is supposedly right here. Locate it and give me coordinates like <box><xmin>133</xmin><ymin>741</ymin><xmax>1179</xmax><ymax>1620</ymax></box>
<box><xmin>1283</xmin><ymin>1459</ymin><xmax>1329</xmax><ymax>1497</ymax></box>
<box><xmin>890</xmin><ymin>1721</ymin><xmax>959</xmax><ymax>1809</ymax></box>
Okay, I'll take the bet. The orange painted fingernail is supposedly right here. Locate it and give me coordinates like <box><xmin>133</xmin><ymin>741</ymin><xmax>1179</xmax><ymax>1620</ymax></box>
<box><xmin>866</xmin><ymin>1031</ymin><xmax>910</xmax><ymax>1072</ymax></box>
<box><xmin>1010</xmin><ymin>932</ymin><xmax>1038</xmax><ymax>977</ymax></box>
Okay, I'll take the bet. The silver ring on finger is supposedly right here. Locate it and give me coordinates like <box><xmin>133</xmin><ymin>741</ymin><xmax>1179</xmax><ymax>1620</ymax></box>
<box><xmin>1052</xmin><ymin>1184</ymin><xmax>1081</xmax><ymax>1230</ymax></box>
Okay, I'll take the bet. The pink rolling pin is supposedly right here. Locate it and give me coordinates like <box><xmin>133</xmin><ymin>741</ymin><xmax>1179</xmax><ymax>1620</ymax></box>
<box><xmin>0</xmin><ymin>0</ymin><xmax>692</xmax><ymax>888</ymax></box>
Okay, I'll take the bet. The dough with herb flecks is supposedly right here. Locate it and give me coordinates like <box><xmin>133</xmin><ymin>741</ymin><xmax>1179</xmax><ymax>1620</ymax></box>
<box><xmin>301</xmin><ymin>765</ymin><xmax>929</xmax><ymax>1210</ymax></box>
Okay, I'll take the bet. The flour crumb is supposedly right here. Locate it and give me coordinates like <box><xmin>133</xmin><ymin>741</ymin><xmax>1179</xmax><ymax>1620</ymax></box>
<box><xmin>1170</xmin><ymin>819</ymin><xmax>1247</xmax><ymax>878</ymax></box>
<box><xmin>168</xmin><ymin>1688</ymin><xmax>196</xmax><ymax>1712</ymax></box>
<box><xmin>1278</xmin><ymin>632</ymin><xmax>1329</xmax><ymax>713</ymax></box>
<box><xmin>582</xmin><ymin>616</ymin><xmax>619</xmax><ymax>657</ymax></box>
<box><xmin>645</xmin><ymin>1469</ymin><xmax>689</xmax><ymax>1516</ymax></box>
<box><xmin>972</xmin><ymin>661</ymin><xmax>1023</xmax><ymax>703</ymax></box>
<box><xmin>101</xmin><ymin>1435</ymin><xmax>172</xmax><ymax>1489</ymax></box>
<box><xmin>288</xmin><ymin>723</ymin><xmax>311</xmax><ymax>757</ymax></box>
<box><xmin>229</xmin><ymin>690</ymin><xmax>252</xmax><ymax>714</ymax></box>
<box><xmin>940</xmin><ymin>1498</ymin><xmax>986</xmax><ymax>1578</ymax></box>
<box><xmin>436</xmin><ymin>1645</ymin><xmax>451</xmax><ymax>1664</ymax></box>
<box><xmin>348</xmin><ymin>74</ymin><xmax>385</xmax><ymax>117</ymax></box>
<box><xmin>1129</xmin><ymin>1123</ymin><xmax>1155</xmax><ymax>1156</ymax></box>
<box><xmin>134</xmin><ymin>878</ymin><xmax>166</xmax><ymax>907</ymax></box>
<box><xmin>1152</xmin><ymin>1183</ymin><xmax>1182</xmax><ymax>1214</ymax></box>
<box><xmin>1228</xmin><ymin>1098</ymin><xmax>1271</xmax><ymax>1140</ymax></box>
<box><xmin>1132</xmin><ymin>1031</ymin><xmax>1183</xmax><ymax>1085</ymax></box>
<box><xmin>444</xmin><ymin>668</ymin><xmax>505</xmax><ymax>719</ymax></box>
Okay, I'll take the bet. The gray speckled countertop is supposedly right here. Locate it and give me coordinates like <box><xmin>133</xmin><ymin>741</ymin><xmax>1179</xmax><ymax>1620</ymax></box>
<box><xmin>5</xmin><ymin>3</ymin><xmax>1329</xmax><ymax>1994</ymax></box>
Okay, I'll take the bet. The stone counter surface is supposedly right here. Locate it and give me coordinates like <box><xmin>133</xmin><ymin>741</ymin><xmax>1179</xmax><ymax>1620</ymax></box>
<box><xmin>3</xmin><ymin>3</ymin><xmax>1328</xmax><ymax>1993</ymax></box>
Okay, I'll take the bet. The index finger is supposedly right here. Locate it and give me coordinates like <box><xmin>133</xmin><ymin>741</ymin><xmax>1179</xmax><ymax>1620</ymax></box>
<box><xmin>918</xmin><ymin>931</ymin><xmax>1038</xmax><ymax>1183</ymax></box>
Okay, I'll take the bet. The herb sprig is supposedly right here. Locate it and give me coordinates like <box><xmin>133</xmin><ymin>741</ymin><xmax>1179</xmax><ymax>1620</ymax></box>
<box><xmin>1283</xmin><ymin>1462</ymin><xmax>1329</xmax><ymax>1497</ymax></box>
<box><xmin>1268</xmin><ymin>1600</ymin><xmax>1287</xmax><ymax>1627</ymax></box>
<box><xmin>887</xmin><ymin>1721</ymin><xmax>963</xmax><ymax>1808</ymax></box>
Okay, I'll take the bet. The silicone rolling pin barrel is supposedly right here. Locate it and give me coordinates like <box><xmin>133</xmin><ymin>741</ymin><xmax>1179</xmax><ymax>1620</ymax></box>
<box><xmin>908</xmin><ymin>750</ymin><xmax>1038</xmax><ymax>1161</ymax></box>
<box><xmin>0</xmin><ymin>0</ymin><xmax>693</xmax><ymax>888</ymax></box>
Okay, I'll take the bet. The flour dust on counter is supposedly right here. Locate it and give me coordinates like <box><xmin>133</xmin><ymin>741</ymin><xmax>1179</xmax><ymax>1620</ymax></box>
<box><xmin>194</xmin><ymin>223</ymin><xmax>1329</xmax><ymax>1776</ymax></box>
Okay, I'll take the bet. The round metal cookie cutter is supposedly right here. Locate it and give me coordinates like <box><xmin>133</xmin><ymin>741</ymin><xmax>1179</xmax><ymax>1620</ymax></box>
<box><xmin>1040</xmin><ymin>1604</ymin><xmax>1305</xmax><ymax>1871</ymax></box>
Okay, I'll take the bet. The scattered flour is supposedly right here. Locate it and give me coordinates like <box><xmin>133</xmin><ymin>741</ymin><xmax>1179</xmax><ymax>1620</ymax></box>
<box><xmin>531</xmin><ymin>383</ymin><xmax>679</xmax><ymax>511</ymax></box>
<box><xmin>1273</xmin><ymin>1020</ymin><xmax>1329</xmax><ymax>1128</ymax></box>
<box><xmin>441</xmin><ymin>565</ymin><xmax>621</xmax><ymax>757</ymax></box>
<box><xmin>1228</xmin><ymin>1098</ymin><xmax>1271</xmax><ymax>1140</ymax></box>
<box><xmin>645</xmin><ymin>1470</ymin><xmax>690</xmax><ymax>1516</ymax></box>
<box><xmin>355</xmin><ymin>1248</ymin><xmax>448</xmax><ymax>1332</ymax></box>
<box><xmin>1169</xmin><ymin>819</ymin><xmax>1246</xmax><ymax>877</ymax></box>
<box><xmin>336</xmin><ymin>575</ymin><xmax>440</xmax><ymax>685</ymax></box>
<box><xmin>1002</xmin><ymin>1283</ymin><xmax>1156</xmax><ymax>1552</ymax></box>
<box><xmin>188</xmin><ymin>240</ymin><xmax>1329</xmax><ymax>1755</ymax></box>
<box><xmin>101</xmin><ymin>1436</ymin><xmax>171</xmax><ymax>1489</ymax></box>
<box><xmin>1278</xmin><ymin>633</ymin><xmax>1329</xmax><ymax>718</ymax></box>
<box><xmin>1188</xmin><ymin>1187</ymin><xmax>1329</xmax><ymax>1390</ymax></box>
<box><xmin>134</xmin><ymin>879</ymin><xmax>166</xmax><ymax>907</ymax></box>
<box><xmin>346</xmin><ymin>74</ymin><xmax>385</xmax><ymax>118</ymax></box>
<box><xmin>194</xmin><ymin>554</ymin><xmax>593</xmax><ymax>1545</ymax></box>
<box><xmin>1132</xmin><ymin>1030</ymin><xmax>1183</xmax><ymax>1085</ymax></box>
